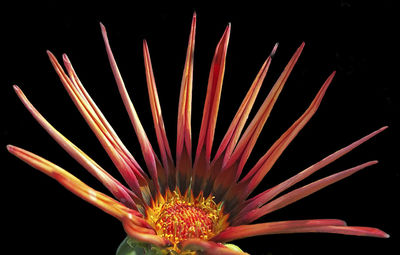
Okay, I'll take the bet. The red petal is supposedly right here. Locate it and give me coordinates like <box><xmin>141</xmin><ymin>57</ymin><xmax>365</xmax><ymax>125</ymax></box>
<box><xmin>176</xmin><ymin>13</ymin><xmax>196</xmax><ymax>191</ymax></box>
<box><xmin>143</xmin><ymin>40</ymin><xmax>174</xmax><ymax>191</ymax></box>
<box><xmin>192</xmin><ymin>23</ymin><xmax>230</xmax><ymax>195</ymax></box>
<box><xmin>7</xmin><ymin>145</ymin><xmax>147</xmax><ymax>225</ymax></box>
<box><xmin>13</xmin><ymin>85</ymin><xmax>140</xmax><ymax>209</ymax></box>
<box><xmin>241</xmin><ymin>161</ymin><xmax>378</xmax><ymax>224</ymax></box>
<box><xmin>225</xmin><ymin>42</ymin><xmax>305</xmax><ymax>182</ymax></box>
<box><xmin>47</xmin><ymin>51</ymin><xmax>147</xmax><ymax>198</ymax></box>
<box><xmin>213</xmin><ymin>219</ymin><xmax>347</xmax><ymax>242</ymax></box>
<box><xmin>233</xmin><ymin>126</ymin><xmax>387</xmax><ymax>223</ymax></box>
<box><xmin>240</xmin><ymin>71</ymin><xmax>336</xmax><ymax>197</ymax></box>
<box><xmin>212</xmin><ymin>219</ymin><xmax>388</xmax><ymax>242</ymax></box>
<box><xmin>100</xmin><ymin>23</ymin><xmax>161</xmax><ymax>194</ymax></box>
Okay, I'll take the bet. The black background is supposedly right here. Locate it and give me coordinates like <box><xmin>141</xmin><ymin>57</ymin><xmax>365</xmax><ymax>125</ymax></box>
<box><xmin>2</xmin><ymin>1</ymin><xmax>398</xmax><ymax>254</ymax></box>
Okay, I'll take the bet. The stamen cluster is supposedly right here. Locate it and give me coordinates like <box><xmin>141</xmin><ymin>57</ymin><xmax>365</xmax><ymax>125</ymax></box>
<box><xmin>148</xmin><ymin>191</ymin><xmax>227</xmax><ymax>248</ymax></box>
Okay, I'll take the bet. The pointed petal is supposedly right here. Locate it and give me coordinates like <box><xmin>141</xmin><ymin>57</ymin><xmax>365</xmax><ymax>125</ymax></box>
<box><xmin>214</xmin><ymin>43</ymin><xmax>278</xmax><ymax>166</ymax></box>
<box><xmin>225</xmin><ymin>43</ymin><xmax>305</xmax><ymax>182</ymax></box>
<box><xmin>176</xmin><ymin>14</ymin><xmax>196</xmax><ymax>190</ymax></box>
<box><xmin>286</xmin><ymin>225</ymin><xmax>389</xmax><ymax>238</ymax></box>
<box><xmin>62</xmin><ymin>54</ymin><xmax>147</xmax><ymax>180</ymax></box>
<box><xmin>180</xmin><ymin>239</ymin><xmax>249</xmax><ymax>255</ymax></box>
<box><xmin>200</xmin><ymin>44</ymin><xmax>277</xmax><ymax>198</ymax></box>
<box><xmin>143</xmin><ymin>40</ymin><xmax>174</xmax><ymax>190</ymax></box>
<box><xmin>47</xmin><ymin>51</ymin><xmax>148</xmax><ymax>199</ymax></box>
<box><xmin>192</xmin><ymin>24</ymin><xmax>230</xmax><ymax>195</ymax></box>
<box><xmin>234</xmin><ymin>126</ymin><xmax>387</xmax><ymax>222</ymax></box>
<box><xmin>195</xmin><ymin>23</ymin><xmax>231</xmax><ymax>162</ymax></box>
<box><xmin>212</xmin><ymin>219</ymin><xmax>347</xmax><ymax>242</ymax></box>
<box><xmin>241</xmin><ymin>161</ymin><xmax>378</xmax><ymax>223</ymax></box>
<box><xmin>6</xmin><ymin>145</ymin><xmax>149</xmax><ymax>226</ymax></box>
<box><xmin>100</xmin><ymin>23</ymin><xmax>161</xmax><ymax>194</ymax></box>
<box><xmin>241</xmin><ymin>71</ymin><xmax>336</xmax><ymax>197</ymax></box>
<box><xmin>13</xmin><ymin>85</ymin><xmax>140</xmax><ymax>209</ymax></box>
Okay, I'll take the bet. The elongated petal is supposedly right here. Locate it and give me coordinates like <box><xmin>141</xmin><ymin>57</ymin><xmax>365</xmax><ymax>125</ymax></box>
<box><xmin>212</xmin><ymin>219</ymin><xmax>347</xmax><ymax>242</ymax></box>
<box><xmin>241</xmin><ymin>161</ymin><xmax>378</xmax><ymax>224</ymax></box>
<box><xmin>13</xmin><ymin>85</ymin><xmax>140</xmax><ymax>209</ymax></box>
<box><xmin>180</xmin><ymin>239</ymin><xmax>249</xmax><ymax>255</ymax></box>
<box><xmin>214</xmin><ymin>43</ymin><xmax>278</xmax><ymax>166</ymax></box>
<box><xmin>192</xmin><ymin>24</ymin><xmax>230</xmax><ymax>195</ymax></box>
<box><xmin>195</xmin><ymin>24</ymin><xmax>231</xmax><ymax>162</ymax></box>
<box><xmin>143</xmin><ymin>40</ymin><xmax>174</xmax><ymax>191</ymax></box>
<box><xmin>284</xmin><ymin>225</ymin><xmax>389</xmax><ymax>238</ymax></box>
<box><xmin>202</xmin><ymin>44</ymin><xmax>278</xmax><ymax>198</ymax></box>
<box><xmin>47</xmin><ymin>51</ymin><xmax>147</xmax><ymax>199</ymax></box>
<box><xmin>241</xmin><ymin>71</ymin><xmax>336</xmax><ymax>197</ymax></box>
<box><xmin>62</xmin><ymin>54</ymin><xmax>147</xmax><ymax>181</ymax></box>
<box><xmin>212</xmin><ymin>219</ymin><xmax>388</xmax><ymax>242</ymax></box>
<box><xmin>6</xmin><ymin>145</ymin><xmax>148</xmax><ymax>225</ymax></box>
<box><xmin>100</xmin><ymin>23</ymin><xmax>161</xmax><ymax>194</ymax></box>
<box><xmin>176</xmin><ymin>13</ymin><xmax>196</xmax><ymax>191</ymax></box>
<box><xmin>225</xmin><ymin>42</ymin><xmax>305</xmax><ymax>182</ymax></box>
<box><xmin>234</xmin><ymin>126</ymin><xmax>387</xmax><ymax>222</ymax></box>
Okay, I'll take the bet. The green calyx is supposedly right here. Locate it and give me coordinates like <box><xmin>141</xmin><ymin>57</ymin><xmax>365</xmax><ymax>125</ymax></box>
<box><xmin>116</xmin><ymin>237</ymin><xmax>244</xmax><ymax>254</ymax></box>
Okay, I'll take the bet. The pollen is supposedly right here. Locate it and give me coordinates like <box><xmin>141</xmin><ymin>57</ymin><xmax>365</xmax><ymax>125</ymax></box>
<box><xmin>147</xmin><ymin>189</ymin><xmax>228</xmax><ymax>250</ymax></box>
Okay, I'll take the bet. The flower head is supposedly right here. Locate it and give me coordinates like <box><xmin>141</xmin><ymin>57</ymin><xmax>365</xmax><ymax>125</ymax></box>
<box><xmin>8</xmin><ymin>13</ymin><xmax>388</xmax><ymax>254</ymax></box>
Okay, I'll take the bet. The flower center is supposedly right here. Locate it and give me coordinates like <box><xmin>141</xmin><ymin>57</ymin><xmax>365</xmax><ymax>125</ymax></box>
<box><xmin>147</xmin><ymin>190</ymin><xmax>228</xmax><ymax>248</ymax></box>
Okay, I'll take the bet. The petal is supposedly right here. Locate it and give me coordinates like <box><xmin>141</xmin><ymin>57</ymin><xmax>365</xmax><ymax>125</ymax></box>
<box><xmin>240</xmin><ymin>161</ymin><xmax>378</xmax><ymax>224</ymax></box>
<box><xmin>212</xmin><ymin>219</ymin><xmax>388</xmax><ymax>242</ymax></box>
<box><xmin>214</xmin><ymin>43</ymin><xmax>278</xmax><ymax>166</ymax></box>
<box><xmin>203</xmin><ymin>44</ymin><xmax>278</xmax><ymax>197</ymax></box>
<box><xmin>241</xmin><ymin>71</ymin><xmax>336</xmax><ymax>197</ymax></box>
<box><xmin>213</xmin><ymin>219</ymin><xmax>347</xmax><ymax>242</ymax></box>
<box><xmin>100</xmin><ymin>23</ymin><xmax>161</xmax><ymax>194</ymax></box>
<box><xmin>7</xmin><ymin>145</ymin><xmax>148</xmax><ymax>226</ymax></box>
<box><xmin>180</xmin><ymin>239</ymin><xmax>249</xmax><ymax>255</ymax></box>
<box><xmin>233</xmin><ymin>126</ymin><xmax>387</xmax><ymax>223</ymax></box>
<box><xmin>192</xmin><ymin>23</ymin><xmax>231</xmax><ymax>195</ymax></box>
<box><xmin>176</xmin><ymin>13</ymin><xmax>196</xmax><ymax>191</ymax></box>
<box><xmin>225</xmin><ymin>42</ymin><xmax>305</xmax><ymax>182</ymax></box>
<box><xmin>195</xmin><ymin>23</ymin><xmax>231</xmax><ymax>163</ymax></box>
<box><xmin>143</xmin><ymin>40</ymin><xmax>174</xmax><ymax>191</ymax></box>
<box><xmin>13</xmin><ymin>85</ymin><xmax>141</xmax><ymax>209</ymax></box>
<box><xmin>47</xmin><ymin>51</ymin><xmax>147</xmax><ymax>199</ymax></box>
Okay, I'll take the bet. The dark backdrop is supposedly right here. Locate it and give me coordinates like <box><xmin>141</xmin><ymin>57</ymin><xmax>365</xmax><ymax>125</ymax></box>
<box><xmin>2</xmin><ymin>1</ymin><xmax>398</xmax><ymax>254</ymax></box>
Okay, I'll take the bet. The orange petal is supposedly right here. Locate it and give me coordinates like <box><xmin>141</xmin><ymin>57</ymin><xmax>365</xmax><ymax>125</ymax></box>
<box><xmin>143</xmin><ymin>40</ymin><xmax>174</xmax><ymax>191</ymax></box>
<box><xmin>176</xmin><ymin>13</ymin><xmax>196</xmax><ymax>189</ymax></box>
<box><xmin>233</xmin><ymin>126</ymin><xmax>387</xmax><ymax>223</ymax></box>
<box><xmin>13</xmin><ymin>85</ymin><xmax>140</xmax><ymax>209</ymax></box>
<box><xmin>225</xmin><ymin>42</ymin><xmax>305</xmax><ymax>182</ymax></box>
<box><xmin>47</xmin><ymin>51</ymin><xmax>146</xmax><ymax>198</ymax></box>
<box><xmin>180</xmin><ymin>239</ymin><xmax>249</xmax><ymax>255</ymax></box>
<box><xmin>241</xmin><ymin>71</ymin><xmax>336</xmax><ymax>197</ymax></box>
<box><xmin>100</xmin><ymin>23</ymin><xmax>161</xmax><ymax>194</ymax></box>
<box><xmin>7</xmin><ymin>145</ymin><xmax>148</xmax><ymax>226</ymax></box>
<box><xmin>213</xmin><ymin>219</ymin><xmax>347</xmax><ymax>242</ymax></box>
<box><xmin>241</xmin><ymin>161</ymin><xmax>378</xmax><ymax>224</ymax></box>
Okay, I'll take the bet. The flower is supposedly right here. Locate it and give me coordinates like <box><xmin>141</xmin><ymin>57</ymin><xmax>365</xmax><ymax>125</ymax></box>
<box><xmin>8</xmin><ymin>13</ymin><xmax>388</xmax><ymax>254</ymax></box>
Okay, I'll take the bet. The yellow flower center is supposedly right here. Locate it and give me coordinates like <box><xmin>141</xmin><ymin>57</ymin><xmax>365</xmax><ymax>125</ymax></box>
<box><xmin>147</xmin><ymin>190</ymin><xmax>228</xmax><ymax>251</ymax></box>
